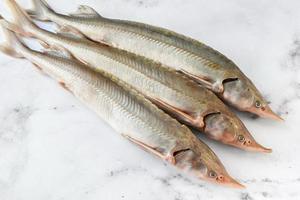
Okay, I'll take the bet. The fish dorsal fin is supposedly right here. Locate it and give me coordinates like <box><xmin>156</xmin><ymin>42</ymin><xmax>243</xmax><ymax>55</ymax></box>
<box><xmin>70</xmin><ymin>5</ymin><xmax>102</xmax><ymax>18</ymax></box>
<box><xmin>56</xmin><ymin>25</ymin><xmax>87</xmax><ymax>40</ymax></box>
<box><xmin>43</xmin><ymin>45</ymin><xmax>73</xmax><ymax>60</ymax></box>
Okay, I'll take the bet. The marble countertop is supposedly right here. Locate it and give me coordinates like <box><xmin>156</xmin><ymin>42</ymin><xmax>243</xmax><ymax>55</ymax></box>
<box><xmin>0</xmin><ymin>0</ymin><xmax>300</xmax><ymax>199</ymax></box>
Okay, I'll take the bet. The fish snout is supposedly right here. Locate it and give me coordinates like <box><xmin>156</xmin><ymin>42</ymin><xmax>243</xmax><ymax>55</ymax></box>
<box><xmin>242</xmin><ymin>139</ymin><xmax>272</xmax><ymax>153</ymax></box>
<box><xmin>259</xmin><ymin>104</ymin><xmax>284</xmax><ymax>121</ymax></box>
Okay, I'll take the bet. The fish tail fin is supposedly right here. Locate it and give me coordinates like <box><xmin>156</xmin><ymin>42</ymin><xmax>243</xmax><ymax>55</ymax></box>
<box><xmin>0</xmin><ymin>19</ymin><xmax>25</xmax><ymax>58</ymax></box>
<box><xmin>4</xmin><ymin>0</ymin><xmax>37</xmax><ymax>37</ymax></box>
<box><xmin>28</xmin><ymin>0</ymin><xmax>53</xmax><ymax>21</ymax></box>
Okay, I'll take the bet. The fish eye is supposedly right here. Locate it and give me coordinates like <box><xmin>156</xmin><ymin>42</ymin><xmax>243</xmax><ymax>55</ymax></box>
<box><xmin>238</xmin><ymin>135</ymin><xmax>245</xmax><ymax>142</ymax></box>
<box><xmin>255</xmin><ymin>100</ymin><xmax>261</xmax><ymax>108</ymax></box>
<box><xmin>209</xmin><ymin>170</ymin><xmax>217</xmax><ymax>178</ymax></box>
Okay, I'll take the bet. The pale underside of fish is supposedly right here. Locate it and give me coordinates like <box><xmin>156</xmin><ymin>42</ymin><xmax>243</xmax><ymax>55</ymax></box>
<box><xmin>0</xmin><ymin>25</ymin><xmax>245</xmax><ymax>188</ymax></box>
<box><xmin>25</xmin><ymin>0</ymin><xmax>283</xmax><ymax>121</ymax></box>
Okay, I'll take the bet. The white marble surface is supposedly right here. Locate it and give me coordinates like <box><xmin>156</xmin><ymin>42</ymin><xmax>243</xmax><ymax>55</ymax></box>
<box><xmin>0</xmin><ymin>0</ymin><xmax>300</xmax><ymax>199</ymax></box>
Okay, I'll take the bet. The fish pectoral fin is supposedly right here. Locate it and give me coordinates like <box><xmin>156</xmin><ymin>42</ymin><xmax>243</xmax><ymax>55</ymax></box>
<box><xmin>181</xmin><ymin>70</ymin><xmax>214</xmax><ymax>90</ymax></box>
<box><xmin>56</xmin><ymin>25</ymin><xmax>87</xmax><ymax>40</ymax></box>
<box><xmin>148</xmin><ymin>97</ymin><xmax>204</xmax><ymax>128</ymax></box>
<box><xmin>70</xmin><ymin>5</ymin><xmax>102</xmax><ymax>18</ymax></box>
<box><xmin>122</xmin><ymin>134</ymin><xmax>171</xmax><ymax>161</ymax></box>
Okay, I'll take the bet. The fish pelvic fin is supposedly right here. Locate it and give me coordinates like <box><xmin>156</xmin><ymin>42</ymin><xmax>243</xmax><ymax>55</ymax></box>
<box><xmin>122</xmin><ymin>134</ymin><xmax>168</xmax><ymax>161</ymax></box>
<box><xmin>0</xmin><ymin>20</ymin><xmax>25</xmax><ymax>58</ymax></box>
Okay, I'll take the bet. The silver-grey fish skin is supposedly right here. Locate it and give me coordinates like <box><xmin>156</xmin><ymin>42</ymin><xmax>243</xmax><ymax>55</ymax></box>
<box><xmin>28</xmin><ymin>30</ymin><xmax>269</xmax><ymax>152</ymax></box>
<box><xmin>22</xmin><ymin>21</ymin><xmax>245</xmax><ymax>144</ymax></box>
<box><xmin>28</xmin><ymin>0</ymin><xmax>282</xmax><ymax>120</ymax></box>
<box><xmin>3</xmin><ymin>0</ymin><xmax>273</xmax><ymax>152</ymax></box>
<box><xmin>0</xmin><ymin>25</ymin><xmax>245</xmax><ymax>187</ymax></box>
<box><xmin>13</xmin><ymin>10</ymin><xmax>220</xmax><ymax>127</ymax></box>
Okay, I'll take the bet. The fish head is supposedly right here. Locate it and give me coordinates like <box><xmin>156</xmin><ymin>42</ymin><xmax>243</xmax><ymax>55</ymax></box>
<box><xmin>222</xmin><ymin>78</ymin><xmax>282</xmax><ymax>121</ymax></box>
<box><xmin>204</xmin><ymin>113</ymin><xmax>272</xmax><ymax>152</ymax></box>
<box><xmin>174</xmin><ymin>145</ymin><xmax>244</xmax><ymax>188</ymax></box>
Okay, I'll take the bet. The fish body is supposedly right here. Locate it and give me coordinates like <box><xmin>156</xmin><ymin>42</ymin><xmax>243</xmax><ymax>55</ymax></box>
<box><xmin>0</xmin><ymin>25</ymin><xmax>244</xmax><ymax>188</ymax></box>
<box><xmin>1</xmin><ymin>0</ymin><xmax>272</xmax><ymax>152</ymax></box>
<box><xmin>28</xmin><ymin>0</ymin><xmax>282</xmax><ymax>120</ymax></box>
